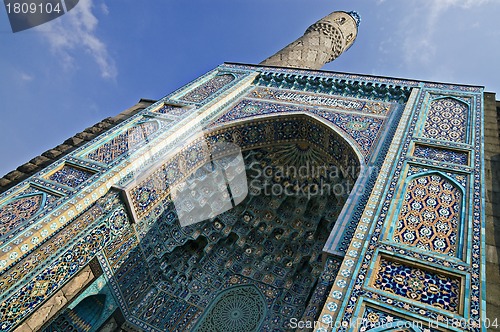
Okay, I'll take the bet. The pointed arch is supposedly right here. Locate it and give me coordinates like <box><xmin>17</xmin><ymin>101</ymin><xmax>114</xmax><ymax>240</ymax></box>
<box><xmin>207</xmin><ymin>112</ymin><xmax>365</xmax><ymax>169</ymax></box>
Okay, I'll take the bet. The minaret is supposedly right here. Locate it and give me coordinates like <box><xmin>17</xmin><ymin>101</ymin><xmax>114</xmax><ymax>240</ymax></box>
<box><xmin>260</xmin><ymin>11</ymin><xmax>360</xmax><ymax>70</ymax></box>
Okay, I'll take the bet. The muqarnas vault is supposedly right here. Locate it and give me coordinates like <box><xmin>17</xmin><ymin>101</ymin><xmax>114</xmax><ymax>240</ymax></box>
<box><xmin>0</xmin><ymin>10</ymin><xmax>498</xmax><ymax>332</ymax></box>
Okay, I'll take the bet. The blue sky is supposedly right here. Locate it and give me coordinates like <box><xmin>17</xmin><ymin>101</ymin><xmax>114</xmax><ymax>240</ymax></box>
<box><xmin>0</xmin><ymin>0</ymin><xmax>499</xmax><ymax>177</ymax></box>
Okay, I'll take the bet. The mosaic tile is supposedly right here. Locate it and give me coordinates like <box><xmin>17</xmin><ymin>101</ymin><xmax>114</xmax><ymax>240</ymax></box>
<box><xmin>0</xmin><ymin>64</ymin><xmax>484</xmax><ymax>332</ymax></box>
<box><xmin>360</xmin><ymin>306</ymin><xmax>440</xmax><ymax>331</ymax></box>
<box><xmin>47</xmin><ymin>165</ymin><xmax>95</xmax><ymax>188</ymax></box>
<box><xmin>0</xmin><ymin>187</ymin><xmax>60</xmax><ymax>243</ymax></box>
<box><xmin>423</xmin><ymin>97</ymin><xmax>469</xmax><ymax>143</ymax></box>
<box><xmin>213</xmin><ymin>99</ymin><xmax>385</xmax><ymax>158</ymax></box>
<box><xmin>393</xmin><ymin>173</ymin><xmax>462</xmax><ymax>256</ymax></box>
<box><xmin>86</xmin><ymin>121</ymin><xmax>160</xmax><ymax>164</ymax></box>
<box><xmin>153</xmin><ymin>104</ymin><xmax>190</xmax><ymax>117</ymax></box>
<box><xmin>179</xmin><ymin>74</ymin><xmax>235</xmax><ymax>103</ymax></box>
<box><xmin>372</xmin><ymin>256</ymin><xmax>461</xmax><ymax>313</ymax></box>
<box><xmin>0</xmin><ymin>224</ymin><xmax>108</xmax><ymax>331</ymax></box>
<box><xmin>412</xmin><ymin>144</ymin><xmax>468</xmax><ymax>165</ymax></box>
<box><xmin>130</xmin><ymin>115</ymin><xmax>360</xmax><ymax>219</ymax></box>
<box><xmin>193</xmin><ymin>285</ymin><xmax>266</xmax><ymax>332</ymax></box>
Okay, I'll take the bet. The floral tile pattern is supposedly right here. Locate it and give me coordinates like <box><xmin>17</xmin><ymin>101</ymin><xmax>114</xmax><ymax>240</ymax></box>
<box><xmin>393</xmin><ymin>174</ymin><xmax>462</xmax><ymax>256</ymax></box>
<box><xmin>423</xmin><ymin>97</ymin><xmax>469</xmax><ymax>143</ymax></box>
<box><xmin>372</xmin><ymin>256</ymin><xmax>461</xmax><ymax>313</ymax></box>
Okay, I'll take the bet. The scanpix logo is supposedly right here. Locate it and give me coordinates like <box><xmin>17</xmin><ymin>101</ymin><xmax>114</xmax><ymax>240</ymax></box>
<box><xmin>4</xmin><ymin>0</ymin><xmax>79</xmax><ymax>32</ymax></box>
<box><xmin>122</xmin><ymin>115</ymin><xmax>248</xmax><ymax>228</ymax></box>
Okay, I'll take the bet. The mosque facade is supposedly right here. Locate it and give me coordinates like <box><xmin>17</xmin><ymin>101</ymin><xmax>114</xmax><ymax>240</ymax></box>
<box><xmin>0</xmin><ymin>10</ymin><xmax>497</xmax><ymax>332</ymax></box>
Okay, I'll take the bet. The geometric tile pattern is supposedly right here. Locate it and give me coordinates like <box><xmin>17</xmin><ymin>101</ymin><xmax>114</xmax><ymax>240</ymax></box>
<box><xmin>372</xmin><ymin>256</ymin><xmax>461</xmax><ymax>313</ymax></box>
<box><xmin>154</xmin><ymin>104</ymin><xmax>189</xmax><ymax>117</ymax></box>
<box><xmin>0</xmin><ymin>194</ymin><xmax>43</xmax><ymax>238</ymax></box>
<box><xmin>47</xmin><ymin>165</ymin><xmax>95</xmax><ymax>188</ymax></box>
<box><xmin>423</xmin><ymin>97</ymin><xmax>468</xmax><ymax>143</ymax></box>
<box><xmin>86</xmin><ymin>121</ymin><xmax>160</xmax><ymax>164</ymax></box>
<box><xmin>193</xmin><ymin>285</ymin><xmax>267</xmax><ymax>332</ymax></box>
<box><xmin>104</xmin><ymin>208</ymin><xmax>138</xmax><ymax>272</ymax></box>
<box><xmin>393</xmin><ymin>174</ymin><xmax>462</xmax><ymax>256</ymax></box>
<box><xmin>413</xmin><ymin>144</ymin><xmax>469</xmax><ymax>165</ymax></box>
<box><xmin>179</xmin><ymin>74</ymin><xmax>235</xmax><ymax>103</ymax></box>
<box><xmin>0</xmin><ymin>204</ymin><xmax>104</xmax><ymax>295</ymax></box>
<box><xmin>319</xmin><ymin>83</ymin><xmax>483</xmax><ymax>331</ymax></box>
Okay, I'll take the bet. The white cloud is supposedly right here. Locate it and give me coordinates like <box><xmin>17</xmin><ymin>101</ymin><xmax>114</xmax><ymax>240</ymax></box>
<box><xmin>20</xmin><ymin>73</ymin><xmax>34</xmax><ymax>81</ymax></box>
<box><xmin>36</xmin><ymin>0</ymin><xmax>117</xmax><ymax>79</ymax></box>
<box><xmin>100</xmin><ymin>3</ymin><xmax>109</xmax><ymax>15</ymax></box>
<box><xmin>397</xmin><ymin>0</ymin><xmax>493</xmax><ymax>67</ymax></box>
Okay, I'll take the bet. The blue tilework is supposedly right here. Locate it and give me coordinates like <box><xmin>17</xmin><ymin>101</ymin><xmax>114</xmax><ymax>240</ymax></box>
<box><xmin>213</xmin><ymin>99</ymin><xmax>385</xmax><ymax>159</ymax></box>
<box><xmin>179</xmin><ymin>74</ymin><xmax>235</xmax><ymax>104</ymax></box>
<box><xmin>86</xmin><ymin>121</ymin><xmax>160</xmax><ymax>164</ymax></box>
<box><xmin>48</xmin><ymin>165</ymin><xmax>94</xmax><ymax>188</ymax></box>
<box><xmin>423</xmin><ymin>97</ymin><xmax>469</xmax><ymax>143</ymax></box>
<box><xmin>372</xmin><ymin>256</ymin><xmax>461</xmax><ymax>313</ymax></box>
<box><xmin>413</xmin><ymin>144</ymin><xmax>468</xmax><ymax>165</ymax></box>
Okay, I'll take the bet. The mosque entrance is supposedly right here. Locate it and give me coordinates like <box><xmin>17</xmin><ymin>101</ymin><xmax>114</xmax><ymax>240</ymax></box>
<box><xmin>113</xmin><ymin>115</ymin><xmax>362</xmax><ymax>331</ymax></box>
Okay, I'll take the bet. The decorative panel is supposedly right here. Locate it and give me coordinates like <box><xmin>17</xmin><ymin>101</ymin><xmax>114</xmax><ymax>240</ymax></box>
<box><xmin>0</xmin><ymin>204</ymin><xmax>104</xmax><ymax>294</ymax></box>
<box><xmin>0</xmin><ymin>193</ymin><xmax>44</xmax><ymax>239</ymax></box>
<box><xmin>193</xmin><ymin>285</ymin><xmax>267</xmax><ymax>332</ymax></box>
<box><xmin>249</xmin><ymin>87</ymin><xmax>392</xmax><ymax>116</ymax></box>
<box><xmin>412</xmin><ymin>144</ymin><xmax>468</xmax><ymax>165</ymax></box>
<box><xmin>0</xmin><ymin>224</ymin><xmax>109</xmax><ymax>331</ymax></box>
<box><xmin>153</xmin><ymin>104</ymin><xmax>190</xmax><ymax>117</ymax></box>
<box><xmin>422</xmin><ymin>97</ymin><xmax>468</xmax><ymax>143</ymax></box>
<box><xmin>393</xmin><ymin>173</ymin><xmax>462</xmax><ymax>256</ymax></box>
<box><xmin>47</xmin><ymin>165</ymin><xmax>95</xmax><ymax>188</ymax></box>
<box><xmin>86</xmin><ymin>121</ymin><xmax>160</xmax><ymax>164</ymax></box>
<box><xmin>371</xmin><ymin>256</ymin><xmax>461</xmax><ymax>313</ymax></box>
<box><xmin>179</xmin><ymin>74</ymin><xmax>235</xmax><ymax>103</ymax></box>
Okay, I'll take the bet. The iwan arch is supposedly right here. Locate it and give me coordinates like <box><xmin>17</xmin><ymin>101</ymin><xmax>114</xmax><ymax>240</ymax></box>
<box><xmin>0</xmin><ymin>10</ymin><xmax>496</xmax><ymax>332</ymax></box>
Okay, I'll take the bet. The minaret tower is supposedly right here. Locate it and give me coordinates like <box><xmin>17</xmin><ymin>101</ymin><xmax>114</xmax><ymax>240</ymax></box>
<box><xmin>260</xmin><ymin>11</ymin><xmax>360</xmax><ymax>70</ymax></box>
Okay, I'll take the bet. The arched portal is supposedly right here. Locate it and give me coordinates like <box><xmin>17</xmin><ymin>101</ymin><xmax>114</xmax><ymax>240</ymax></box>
<box><xmin>117</xmin><ymin>113</ymin><xmax>362</xmax><ymax>330</ymax></box>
